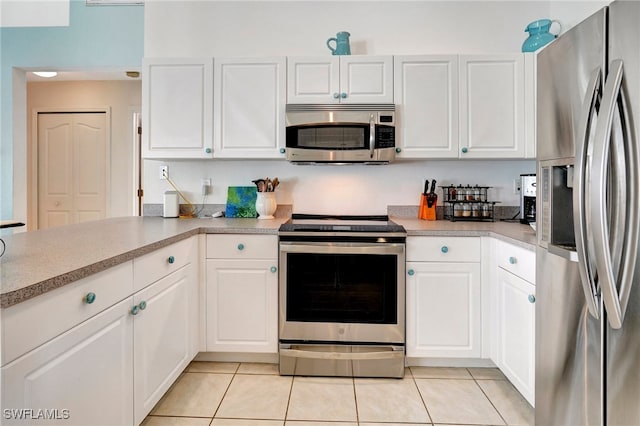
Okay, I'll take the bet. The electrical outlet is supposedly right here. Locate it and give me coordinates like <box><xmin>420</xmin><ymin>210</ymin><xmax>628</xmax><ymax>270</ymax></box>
<box><xmin>201</xmin><ymin>178</ymin><xmax>211</xmax><ymax>195</ymax></box>
<box><xmin>513</xmin><ymin>178</ymin><xmax>521</xmax><ymax>194</ymax></box>
<box><xmin>160</xmin><ymin>166</ymin><xmax>168</xmax><ymax>180</ymax></box>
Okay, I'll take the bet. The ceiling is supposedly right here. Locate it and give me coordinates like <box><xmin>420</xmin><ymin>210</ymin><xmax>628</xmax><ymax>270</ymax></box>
<box><xmin>26</xmin><ymin>70</ymin><xmax>141</xmax><ymax>82</ymax></box>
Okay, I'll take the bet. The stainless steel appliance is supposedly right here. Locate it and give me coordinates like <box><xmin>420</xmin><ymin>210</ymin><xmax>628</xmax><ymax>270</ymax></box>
<box><xmin>519</xmin><ymin>174</ymin><xmax>536</xmax><ymax>224</ymax></box>
<box><xmin>536</xmin><ymin>3</ymin><xmax>640</xmax><ymax>424</ymax></box>
<box><xmin>278</xmin><ymin>214</ymin><xmax>406</xmax><ymax>378</ymax></box>
<box><xmin>285</xmin><ymin>104</ymin><xmax>396</xmax><ymax>164</ymax></box>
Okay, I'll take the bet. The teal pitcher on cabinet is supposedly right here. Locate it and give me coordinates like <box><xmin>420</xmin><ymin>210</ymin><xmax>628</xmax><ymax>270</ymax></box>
<box><xmin>522</xmin><ymin>19</ymin><xmax>562</xmax><ymax>52</ymax></box>
<box><xmin>327</xmin><ymin>31</ymin><xmax>351</xmax><ymax>55</ymax></box>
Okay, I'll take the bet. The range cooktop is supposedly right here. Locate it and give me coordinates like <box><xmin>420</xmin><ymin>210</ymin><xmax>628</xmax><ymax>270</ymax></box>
<box><xmin>279</xmin><ymin>214</ymin><xmax>406</xmax><ymax>234</ymax></box>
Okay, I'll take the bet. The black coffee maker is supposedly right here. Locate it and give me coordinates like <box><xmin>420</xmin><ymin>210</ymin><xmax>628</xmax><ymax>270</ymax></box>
<box><xmin>520</xmin><ymin>174</ymin><xmax>536</xmax><ymax>224</ymax></box>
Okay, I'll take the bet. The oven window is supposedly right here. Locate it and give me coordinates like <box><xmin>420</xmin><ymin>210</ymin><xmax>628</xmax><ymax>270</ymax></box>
<box><xmin>288</xmin><ymin>125</ymin><xmax>368</xmax><ymax>149</ymax></box>
<box><xmin>285</xmin><ymin>253</ymin><xmax>397</xmax><ymax>324</ymax></box>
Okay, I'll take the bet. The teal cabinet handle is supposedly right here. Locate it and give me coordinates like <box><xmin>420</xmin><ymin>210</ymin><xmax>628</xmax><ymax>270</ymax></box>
<box><xmin>333</xmin><ymin>93</ymin><xmax>340</xmax><ymax>99</ymax></box>
<box><xmin>341</xmin><ymin>92</ymin><xmax>347</xmax><ymax>99</ymax></box>
<box><xmin>205</xmin><ymin>147</ymin><xmax>212</xmax><ymax>154</ymax></box>
<box><xmin>509</xmin><ymin>256</ymin><xmax>517</xmax><ymax>264</ymax></box>
<box><xmin>237</xmin><ymin>243</ymin><xmax>245</xmax><ymax>251</ymax></box>
<box><xmin>139</xmin><ymin>301</ymin><xmax>147</xmax><ymax>310</ymax></box>
<box><xmin>395</xmin><ymin>148</ymin><xmax>402</xmax><ymax>153</ymax></box>
<box><xmin>408</xmin><ymin>269</ymin><xmax>415</xmax><ymax>276</ymax></box>
<box><xmin>279</xmin><ymin>148</ymin><xmax>286</xmax><ymax>154</ymax></box>
<box><xmin>461</xmin><ymin>147</ymin><xmax>468</xmax><ymax>154</ymax></box>
<box><xmin>131</xmin><ymin>305</ymin><xmax>139</xmax><ymax>316</ymax></box>
<box><xmin>270</xmin><ymin>266</ymin><xmax>277</xmax><ymax>273</ymax></box>
<box><xmin>168</xmin><ymin>256</ymin><xmax>175</xmax><ymax>264</ymax></box>
<box><xmin>441</xmin><ymin>246</ymin><xmax>449</xmax><ymax>254</ymax></box>
<box><xmin>528</xmin><ymin>294</ymin><xmax>536</xmax><ymax>303</ymax></box>
<box><xmin>84</xmin><ymin>292</ymin><xmax>96</xmax><ymax>304</ymax></box>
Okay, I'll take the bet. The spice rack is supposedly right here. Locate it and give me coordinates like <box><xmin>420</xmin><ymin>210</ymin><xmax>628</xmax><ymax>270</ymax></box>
<box><xmin>440</xmin><ymin>185</ymin><xmax>498</xmax><ymax>222</ymax></box>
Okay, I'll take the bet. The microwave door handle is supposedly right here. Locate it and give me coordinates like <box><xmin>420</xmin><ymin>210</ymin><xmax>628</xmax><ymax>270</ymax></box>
<box><xmin>591</xmin><ymin>60</ymin><xmax>640</xmax><ymax>329</ymax></box>
<box><xmin>573</xmin><ymin>67</ymin><xmax>602</xmax><ymax>319</ymax></box>
<box><xmin>369</xmin><ymin>114</ymin><xmax>375</xmax><ymax>159</ymax></box>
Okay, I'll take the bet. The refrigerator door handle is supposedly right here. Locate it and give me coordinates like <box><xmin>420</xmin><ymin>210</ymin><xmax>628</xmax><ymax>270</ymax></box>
<box><xmin>591</xmin><ymin>59</ymin><xmax>640</xmax><ymax>329</ymax></box>
<box><xmin>573</xmin><ymin>67</ymin><xmax>602</xmax><ymax>319</ymax></box>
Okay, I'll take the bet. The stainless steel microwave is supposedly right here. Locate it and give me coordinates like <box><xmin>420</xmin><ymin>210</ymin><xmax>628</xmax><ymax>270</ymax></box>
<box><xmin>285</xmin><ymin>104</ymin><xmax>396</xmax><ymax>164</ymax></box>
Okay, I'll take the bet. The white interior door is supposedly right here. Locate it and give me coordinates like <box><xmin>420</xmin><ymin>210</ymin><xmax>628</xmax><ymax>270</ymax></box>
<box><xmin>37</xmin><ymin>112</ymin><xmax>108</xmax><ymax>229</ymax></box>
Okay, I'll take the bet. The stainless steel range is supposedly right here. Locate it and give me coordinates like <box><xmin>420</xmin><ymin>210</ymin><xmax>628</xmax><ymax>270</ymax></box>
<box><xmin>278</xmin><ymin>214</ymin><xmax>406</xmax><ymax>378</ymax></box>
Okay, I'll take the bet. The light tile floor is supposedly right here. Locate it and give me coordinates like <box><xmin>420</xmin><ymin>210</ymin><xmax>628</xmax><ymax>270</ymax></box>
<box><xmin>142</xmin><ymin>362</ymin><xmax>534</xmax><ymax>426</ymax></box>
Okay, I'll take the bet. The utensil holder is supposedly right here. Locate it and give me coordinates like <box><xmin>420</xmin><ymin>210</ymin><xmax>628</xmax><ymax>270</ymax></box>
<box><xmin>256</xmin><ymin>192</ymin><xmax>277</xmax><ymax>219</ymax></box>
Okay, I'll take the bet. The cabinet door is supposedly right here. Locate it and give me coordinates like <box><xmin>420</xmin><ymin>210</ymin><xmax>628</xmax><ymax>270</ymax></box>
<box><xmin>142</xmin><ymin>58</ymin><xmax>213</xmax><ymax>158</ymax></box>
<box><xmin>394</xmin><ymin>55</ymin><xmax>459</xmax><ymax>158</ymax></box>
<box><xmin>2</xmin><ymin>299</ymin><xmax>134</xmax><ymax>426</ymax></box>
<box><xmin>214</xmin><ymin>57</ymin><xmax>287</xmax><ymax>158</ymax></box>
<box><xmin>133</xmin><ymin>263</ymin><xmax>198</xmax><ymax>425</ymax></box>
<box><xmin>340</xmin><ymin>55</ymin><xmax>394</xmax><ymax>104</ymax></box>
<box><xmin>497</xmin><ymin>268</ymin><xmax>535</xmax><ymax>405</ymax></box>
<box><xmin>459</xmin><ymin>54</ymin><xmax>525</xmax><ymax>158</ymax></box>
<box><xmin>206</xmin><ymin>259</ymin><xmax>278</xmax><ymax>352</ymax></box>
<box><xmin>287</xmin><ymin>56</ymin><xmax>340</xmax><ymax>104</ymax></box>
<box><xmin>406</xmin><ymin>262</ymin><xmax>481</xmax><ymax>358</ymax></box>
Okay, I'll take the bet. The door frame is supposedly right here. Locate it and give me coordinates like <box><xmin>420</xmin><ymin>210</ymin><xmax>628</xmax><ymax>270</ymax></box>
<box><xmin>29</xmin><ymin>107</ymin><xmax>112</xmax><ymax>230</ymax></box>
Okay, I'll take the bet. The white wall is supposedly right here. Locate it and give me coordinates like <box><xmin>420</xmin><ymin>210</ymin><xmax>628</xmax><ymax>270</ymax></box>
<box><xmin>27</xmin><ymin>80</ymin><xmax>142</xmax><ymax>225</ymax></box>
<box><xmin>141</xmin><ymin>1</ymin><xmax>597</xmax><ymax>214</ymax></box>
<box><xmin>145</xmin><ymin>158</ymin><xmax>535</xmax><ymax>215</ymax></box>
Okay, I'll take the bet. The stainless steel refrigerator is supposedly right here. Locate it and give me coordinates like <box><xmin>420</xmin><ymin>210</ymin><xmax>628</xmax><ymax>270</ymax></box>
<box><xmin>536</xmin><ymin>1</ymin><xmax>640</xmax><ymax>425</ymax></box>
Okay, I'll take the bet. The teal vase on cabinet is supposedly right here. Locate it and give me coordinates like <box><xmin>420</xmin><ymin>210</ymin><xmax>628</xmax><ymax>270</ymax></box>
<box><xmin>522</xmin><ymin>19</ymin><xmax>562</xmax><ymax>52</ymax></box>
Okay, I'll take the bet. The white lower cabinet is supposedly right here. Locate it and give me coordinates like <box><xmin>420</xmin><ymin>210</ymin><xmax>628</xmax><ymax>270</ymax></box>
<box><xmin>496</xmin><ymin>266</ymin><xmax>535</xmax><ymax>406</ymax></box>
<box><xmin>205</xmin><ymin>235</ymin><xmax>278</xmax><ymax>353</ymax></box>
<box><xmin>133</xmin><ymin>263</ymin><xmax>198</xmax><ymax>425</ymax></box>
<box><xmin>491</xmin><ymin>239</ymin><xmax>536</xmax><ymax>406</ymax></box>
<box><xmin>406</xmin><ymin>237</ymin><xmax>482</xmax><ymax>358</ymax></box>
<box><xmin>1</xmin><ymin>237</ymin><xmax>199</xmax><ymax>426</ymax></box>
<box><xmin>2</xmin><ymin>298</ymin><xmax>135</xmax><ymax>425</ymax></box>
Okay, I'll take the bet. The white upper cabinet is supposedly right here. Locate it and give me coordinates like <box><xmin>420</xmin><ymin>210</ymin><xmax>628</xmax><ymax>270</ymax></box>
<box><xmin>394</xmin><ymin>55</ymin><xmax>459</xmax><ymax>158</ymax></box>
<box><xmin>459</xmin><ymin>54</ymin><xmax>525</xmax><ymax>158</ymax></box>
<box><xmin>142</xmin><ymin>58</ymin><xmax>214</xmax><ymax>159</ymax></box>
<box><xmin>287</xmin><ymin>56</ymin><xmax>393</xmax><ymax>104</ymax></box>
<box><xmin>214</xmin><ymin>57</ymin><xmax>287</xmax><ymax>158</ymax></box>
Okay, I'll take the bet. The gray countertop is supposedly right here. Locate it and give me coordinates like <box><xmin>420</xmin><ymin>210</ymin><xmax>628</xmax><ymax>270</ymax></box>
<box><xmin>0</xmin><ymin>210</ymin><xmax>534</xmax><ymax>309</ymax></box>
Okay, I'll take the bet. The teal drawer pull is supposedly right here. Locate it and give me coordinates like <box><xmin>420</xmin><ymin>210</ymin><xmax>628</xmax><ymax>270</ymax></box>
<box><xmin>461</xmin><ymin>147</ymin><xmax>468</xmax><ymax>154</ymax></box>
<box><xmin>441</xmin><ymin>246</ymin><xmax>449</xmax><ymax>254</ymax></box>
<box><xmin>237</xmin><ymin>243</ymin><xmax>245</xmax><ymax>251</ymax></box>
<box><xmin>408</xmin><ymin>269</ymin><xmax>415</xmax><ymax>276</ymax></box>
<box><xmin>168</xmin><ymin>256</ymin><xmax>175</xmax><ymax>264</ymax></box>
<box><xmin>528</xmin><ymin>294</ymin><xmax>536</xmax><ymax>303</ymax></box>
<box><xmin>271</xmin><ymin>266</ymin><xmax>277</xmax><ymax>273</ymax></box>
<box><xmin>205</xmin><ymin>147</ymin><xmax>212</xmax><ymax>154</ymax></box>
<box><xmin>131</xmin><ymin>305</ymin><xmax>139</xmax><ymax>316</ymax></box>
<box><xmin>509</xmin><ymin>256</ymin><xmax>517</xmax><ymax>264</ymax></box>
<box><xmin>279</xmin><ymin>148</ymin><xmax>286</xmax><ymax>154</ymax></box>
<box><xmin>333</xmin><ymin>93</ymin><xmax>340</xmax><ymax>99</ymax></box>
<box><xmin>84</xmin><ymin>292</ymin><xmax>96</xmax><ymax>304</ymax></box>
<box><xmin>395</xmin><ymin>147</ymin><xmax>402</xmax><ymax>153</ymax></box>
<box><xmin>139</xmin><ymin>301</ymin><xmax>147</xmax><ymax>310</ymax></box>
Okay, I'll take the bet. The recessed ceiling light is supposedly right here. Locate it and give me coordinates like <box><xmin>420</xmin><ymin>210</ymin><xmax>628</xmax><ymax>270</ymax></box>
<box><xmin>32</xmin><ymin>71</ymin><xmax>58</xmax><ymax>78</ymax></box>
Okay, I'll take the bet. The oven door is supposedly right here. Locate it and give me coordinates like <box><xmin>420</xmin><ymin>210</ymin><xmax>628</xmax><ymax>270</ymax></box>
<box><xmin>279</xmin><ymin>241</ymin><xmax>405</xmax><ymax>344</ymax></box>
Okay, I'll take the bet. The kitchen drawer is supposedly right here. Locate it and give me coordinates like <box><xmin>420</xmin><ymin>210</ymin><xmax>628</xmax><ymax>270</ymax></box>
<box><xmin>134</xmin><ymin>237</ymin><xmax>197</xmax><ymax>292</ymax></box>
<box><xmin>496</xmin><ymin>240</ymin><xmax>535</xmax><ymax>284</ymax></box>
<box><xmin>206</xmin><ymin>234</ymin><xmax>277</xmax><ymax>259</ymax></box>
<box><xmin>1</xmin><ymin>261</ymin><xmax>134</xmax><ymax>366</ymax></box>
<box><xmin>407</xmin><ymin>236</ymin><xmax>480</xmax><ymax>262</ymax></box>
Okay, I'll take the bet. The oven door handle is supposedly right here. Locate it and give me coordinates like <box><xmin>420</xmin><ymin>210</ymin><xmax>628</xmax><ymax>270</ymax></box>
<box><xmin>280</xmin><ymin>347</ymin><xmax>404</xmax><ymax>361</ymax></box>
<box><xmin>280</xmin><ymin>242</ymin><xmax>405</xmax><ymax>255</ymax></box>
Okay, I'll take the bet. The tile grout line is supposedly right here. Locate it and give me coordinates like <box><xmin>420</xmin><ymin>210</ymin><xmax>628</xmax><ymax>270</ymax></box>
<box><xmin>283</xmin><ymin>372</ymin><xmax>295</xmax><ymax>425</ymax></box>
<box><xmin>466</xmin><ymin>367</ymin><xmax>509</xmax><ymax>426</ymax></box>
<box><xmin>351</xmin><ymin>373</ymin><xmax>360</xmax><ymax>425</ymax></box>
<box><xmin>408</xmin><ymin>366</ymin><xmax>436</xmax><ymax>425</ymax></box>
<box><xmin>209</xmin><ymin>362</ymin><xmax>241</xmax><ymax>421</ymax></box>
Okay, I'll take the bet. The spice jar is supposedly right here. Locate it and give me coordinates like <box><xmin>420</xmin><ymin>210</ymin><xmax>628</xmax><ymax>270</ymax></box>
<box><xmin>462</xmin><ymin>204</ymin><xmax>472</xmax><ymax>217</ymax></box>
